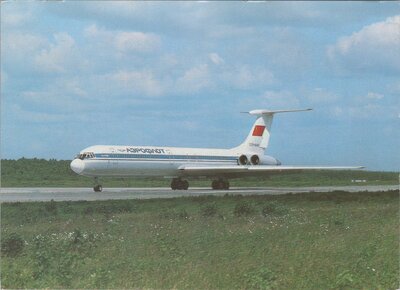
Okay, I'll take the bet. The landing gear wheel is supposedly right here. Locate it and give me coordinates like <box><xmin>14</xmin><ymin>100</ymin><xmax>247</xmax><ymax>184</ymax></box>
<box><xmin>171</xmin><ymin>178</ymin><xmax>189</xmax><ymax>190</ymax></box>
<box><xmin>211</xmin><ymin>179</ymin><xmax>229</xmax><ymax>190</ymax></box>
<box><xmin>171</xmin><ymin>178</ymin><xmax>178</xmax><ymax>190</ymax></box>
<box><xmin>212</xmin><ymin>180</ymin><xmax>218</xmax><ymax>190</ymax></box>
<box><xmin>224</xmin><ymin>181</ymin><xmax>230</xmax><ymax>190</ymax></box>
<box><xmin>182</xmin><ymin>180</ymin><xmax>189</xmax><ymax>190</ymax></box>
<box><xmin>94</xmin><ymin>185</ymin><xmax>103</xmax><ymax>192</ymax></box>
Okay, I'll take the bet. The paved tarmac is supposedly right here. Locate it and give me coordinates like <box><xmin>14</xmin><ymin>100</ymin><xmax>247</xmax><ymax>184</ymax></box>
<box><xmin>0</xmin><ymin>185</ymin><xmax>398</xmax><ymax>203</ymax></box>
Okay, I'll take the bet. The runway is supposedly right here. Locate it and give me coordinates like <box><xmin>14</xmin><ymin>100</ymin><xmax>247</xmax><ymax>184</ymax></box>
<box><xmin>0</xmin><ymin>185</ymin><xmax>398</xmax><ymax>203</ymax></box>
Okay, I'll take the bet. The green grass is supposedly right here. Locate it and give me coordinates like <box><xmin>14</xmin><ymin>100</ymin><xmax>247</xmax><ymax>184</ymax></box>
<box><xmin>1</xmin><ymin>191</ymin><xmax>399</xmax><ymax>289</ymax></box>
<box><xmin>1</xmin><ymin>158</ymin><xmax>398</xmax><ymax>187</ymax></box>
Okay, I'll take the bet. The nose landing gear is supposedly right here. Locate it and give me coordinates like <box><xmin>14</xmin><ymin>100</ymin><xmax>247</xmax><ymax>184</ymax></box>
<box><xmin>171</xmin><ymin>178</ymin><xmax>189</xmax><ymax>190</ymax></box>
<box><xmin>93</xmin><ymin>177</ymin><xmax>103</xmax><ymax>192</ymax></box>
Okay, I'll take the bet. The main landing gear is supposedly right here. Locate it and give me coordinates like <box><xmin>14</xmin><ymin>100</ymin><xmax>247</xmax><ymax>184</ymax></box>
<box><xmin>171</xmin><ymin>178</ymin><xmax>189</xmax><ymax>190</ymax></box>
<box><xmin>170</xmin><ymin>178</ymin><xmax>229</xmax><ymax>190</ymax></box>
<box><xmin>93</xmin><ymin>177</ymin><xmax>103</xmax><ymax>192</ymax></box>
<box><xmin>211</xmin><ymin>179</ymin><xmax>230</xmax><ymax>190</ymax></box>
<box><xmin>94</xmin><ymin>185</ymin><xmax>103</xmax><ymax>192</ymax></box>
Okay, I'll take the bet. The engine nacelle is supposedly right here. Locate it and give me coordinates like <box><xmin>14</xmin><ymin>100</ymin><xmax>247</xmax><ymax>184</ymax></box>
<box><xmin>238</xmin><ymin>154</ymin><xmax>249</xmax><ymax>165</ymax></box>
<box><xmin>250</xmin><ymin>154</ymin><xmax>260</xmax><ymax>165</ymax></box>
<box><xmin>250</xmin><ymin>154</ymin><xmax>280</xmax><ymax>165</ymax></box>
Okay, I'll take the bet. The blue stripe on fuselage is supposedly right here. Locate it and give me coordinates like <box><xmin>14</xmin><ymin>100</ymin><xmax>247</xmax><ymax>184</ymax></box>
<box><xmin>93</xmin><ymin>153</ymin><xmax>237</xmax><ymax>162</ymax></box>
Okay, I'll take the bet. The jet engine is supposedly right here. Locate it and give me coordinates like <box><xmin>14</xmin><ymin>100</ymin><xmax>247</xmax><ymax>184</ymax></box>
<box><xmin>250</xmin><ymin>154</ymin><xmax>260</xmax><ymax>165</ymax></box>
<box><xmin>238</xmin><ymin>154</ymin><xmax>249</xmax><ymax>165</ymax></box>
<box><xmin>250</xmin><ymin>154</ymin><xmax>280</xmax><ymax>165</ymax></box>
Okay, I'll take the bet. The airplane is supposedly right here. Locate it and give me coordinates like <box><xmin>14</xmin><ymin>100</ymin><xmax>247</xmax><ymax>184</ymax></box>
<box><xmin>70</xmin><ymin>108</ymin><xmax>364</xmax><ymax>192</ymax></box>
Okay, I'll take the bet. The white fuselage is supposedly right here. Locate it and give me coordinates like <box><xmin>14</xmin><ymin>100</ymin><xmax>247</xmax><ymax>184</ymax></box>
<box><xmin>70</xmin><ymin>145</ymin><xmax>279</xmax><ymax>178</ymax></box>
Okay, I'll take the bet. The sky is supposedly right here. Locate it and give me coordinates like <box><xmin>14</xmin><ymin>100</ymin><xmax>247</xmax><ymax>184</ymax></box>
<box><xmin>1</xmin><ymin>1</ymin><xmax>399</xmax><ymax>171</ymax></box>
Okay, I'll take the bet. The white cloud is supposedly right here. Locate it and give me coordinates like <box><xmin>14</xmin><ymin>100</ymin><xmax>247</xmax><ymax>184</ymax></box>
<box><xmin>53</xmin><ymin>2</ymin><xmax>393</xmax><ymax>35</ymax></box>
<box><xmin>2</xmin><ymin>13</ymin><xmax>23</xmax><ymax>27</ymax></box>
<box><xmin>84</xmin><ymin>24</ymin><xmax>160</xmax><ymax>54</ymax></box>
<box><xmin>3</xmin><ymin>32</ymin><xmax>45</xmax><ymax>51</ymax></box>
<box><xmin>9</xmin><ymin>104</ymin><xmax>69</xmax><ymax>123</ymax></box>
<box><xmin>331</xmin><ymin>103</ymin><xmax>387</xmax><ymax>119</ymax></box>
<box><xmin>330</xmin><ymin>91</ymin><xmax>395</xmax><ymax>120</ymax></box>
<box><xmin>20</xmin><ymin>78</ymin><xmax>89</xmax><ymax>113</ymax></box>
<box><xmin>366</xmin><ymin>92</ymin><xmax>384</xmax><ymax>100</ymax></box>
<box><xmin>115</xmin><ymin>31</ymin><xmax>160</xmax><ymax>53</ymax></box>
<box><xmin>2</xmin><ymin>32</ymin><xmax>88</xmax><ymax>75</ymax></box>
<box><xmin>327</xmin><ymin>15</ymin><xmax>400</xmax><ymax>73</ymax></box>
<box><xmin>2</xmin><ymin>32</ymin><xmax>46</xmax><ymax>70</ymax></box>
<box><xmin>84</xmin><ymin>24</ymin><xmax>112</xmax><ymax>42</ymax></box>
<box><xmin>108</xmin><ymin>70</ymin><xmax>164</xmax><ymax>97</ymax></box>
<box><xmin>159</xmin><ymin>54</ymin><xmax>179</xmax><ymax>70</ymax></box>
<box><xmin>34</xmin><ymin>33</ymin><xmax>81</xmax><ymax>73</ymax></box>
<box><xmin>1</xmin><ymin>9</ymin><xmax>32</xmax><ymax>28</ymax></box>
<box><xmin>175</xmin><ymin>64</ymin><xmax>212</xmax><ymax>94</ymax></box>
<box><xmin>222</xmin><ymin>66</ymin><xmax>276</xmax><ymax>90</ymax></box>
<box><xmin>259</xmin><ymin>90</ymin><xmax>301</xmax><ymax>108</ymax></box>
<box><xmin>209</xmin><ymin>52</ymin><xmax>224</xmax><ymax>65</ymax></box>
<box><xmin>307</xmin><ymin>88</ymin><xmax>339</xmax><ymax>104</ymax></box>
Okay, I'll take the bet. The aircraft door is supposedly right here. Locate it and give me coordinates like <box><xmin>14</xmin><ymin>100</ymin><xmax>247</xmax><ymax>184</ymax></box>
<box><xmin>166</xmin><ymin>149</ymin><xmax>173</xmax><ymax>165</ymax></box>
<box><xmin>107</xmin><ymin>148</ymin><xmax>119</xmax><ymax>173</ymax></box>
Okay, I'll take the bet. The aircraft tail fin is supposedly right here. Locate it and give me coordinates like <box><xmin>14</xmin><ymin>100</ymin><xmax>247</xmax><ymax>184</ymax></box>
<box><xmin>235</xmin><ymin>108</ymin><xmax>312</xmax><ymax>153</ymax></box>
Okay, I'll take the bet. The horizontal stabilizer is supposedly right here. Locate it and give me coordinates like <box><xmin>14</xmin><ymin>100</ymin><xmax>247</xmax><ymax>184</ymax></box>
<box><xmin>242</xmin><ymin>108</ymin><xmax>312</xmax><ymax>116</ymax></box>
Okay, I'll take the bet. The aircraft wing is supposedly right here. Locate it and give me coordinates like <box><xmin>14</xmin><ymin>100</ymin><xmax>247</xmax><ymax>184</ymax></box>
<box><xmin>247</xmin><ymin>166</ymin><xmax>365</xmax><ymax>171</ymax></box>
<box><xmin>178</xmin><ymin>165</ymin><xmax>364</xmax><ymax>176</ymax></box>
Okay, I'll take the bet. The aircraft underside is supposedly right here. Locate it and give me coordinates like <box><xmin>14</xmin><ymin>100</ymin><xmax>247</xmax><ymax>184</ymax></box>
<box><xmin>92</xmin><ymin>177</ymin><xmax>230</xmax><ymax>192</ymax></box>
<box><xmin>90</xmin><ymin>170</ymin><xmax>244</xmax><ymax>192</ymax></box>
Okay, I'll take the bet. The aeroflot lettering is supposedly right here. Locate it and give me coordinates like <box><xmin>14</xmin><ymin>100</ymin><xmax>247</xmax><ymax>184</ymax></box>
<box><xmin>126</xmin><ymin>147</ymin><xmax>165</xmax><ymax>154</ymax></box>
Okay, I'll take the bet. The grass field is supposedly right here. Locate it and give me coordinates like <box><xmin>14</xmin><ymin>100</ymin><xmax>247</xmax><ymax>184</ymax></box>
<box><xmin>1</xmin><ymin>158</ymin><xmax>398</xmax><ymax>187</ymax></box>
<box><xmin>1</xmin><ymin>190</ymin><xmax>398</xmax><ymax>289</ymax></box>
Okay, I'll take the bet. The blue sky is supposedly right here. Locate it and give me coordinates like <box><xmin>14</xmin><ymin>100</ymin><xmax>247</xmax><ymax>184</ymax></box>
<box><xmin>1</xmin><ymin>1</ymin><xmax>399</xmax><ymax>171</ymax></box>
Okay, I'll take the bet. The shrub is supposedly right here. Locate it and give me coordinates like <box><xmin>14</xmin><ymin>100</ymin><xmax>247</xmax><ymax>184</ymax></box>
<box><xmin>234</xmin><ymin>202</ymin><xmax>254</xmax><ymax>217</ymax></box>
<box><xmin>201</xmin><ymin>203</ymin><xmax>218</xmax><ymax>217</ymax></box>
<box><xmin>62</xmin><ymin>203</ymin><xmax>73</xmax><ymax>214</ymax></box>
<box><xmin>71</xmin><ymin>229</ymin><xmax>83</xmax><ymax>245</ymax></box>
<box><xmin>95</xmin><ymin>205</ymin><xmax>111</xmax><ymax>214</ymax></box>
<box><xmin>159</xmin><ymin>208</ymin><xmax>190</xmax><ymax>220</ymax></box>
<box><xmin>178</xmin><ymin>209</ymin><xmax>189</xmax><ymax>219</ymax></box>
<box><xmin>1</xmin><ymin>233</ymin><xmax>25</xmax><ymax>257</ymax></box>
<box><xmin>118</xmin><ymin>203</ymin><xmax>136</xmax><ymax>213</ymax></box>
<box><xmin>83</xmin><ymin>206</ymin><xmax>94</xmax><ymax>215</ymax></box>
<box><xmin>334</xmin><ymin>219</ymin><xmax>344</xmax><ymax>226</ymax></box>
<box><xmin>261</xmin><ymin>202</ymin><xmax>289</xmax><ymax>216</ymax></box>
<box><xmin>95</xmin><ymin>205</ymin><xmax>112</xmax><ymax>219</ymax></box>
<box><xmin>44</xmin><ymin>199</ymin><xmax>58</xmax><ymax>215</ymax></box>
<box><xmin>244</xmin><ymin>267</ymin><xmax>277</xmax><ymax>290</ymax></box>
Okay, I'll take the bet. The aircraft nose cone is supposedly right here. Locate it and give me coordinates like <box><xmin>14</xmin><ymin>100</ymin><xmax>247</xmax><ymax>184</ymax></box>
<box><xmin>70</xmin><ymin>159</ymin><xmax>85</xmax><ymax>174</ymax></box>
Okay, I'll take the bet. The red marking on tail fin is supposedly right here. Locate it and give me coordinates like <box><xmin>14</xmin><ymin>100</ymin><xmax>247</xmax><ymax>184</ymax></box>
<box><xmin>252</xmin><ymin>125</ymin><xmax>265</xmax><ymax>136</ymax></box>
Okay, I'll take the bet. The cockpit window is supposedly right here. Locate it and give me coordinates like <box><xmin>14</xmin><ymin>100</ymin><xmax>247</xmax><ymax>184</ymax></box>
<box><xmin>76</xmin><ymin>152</ymin><xmax>95</xmax><ymax>160</ymax></box>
